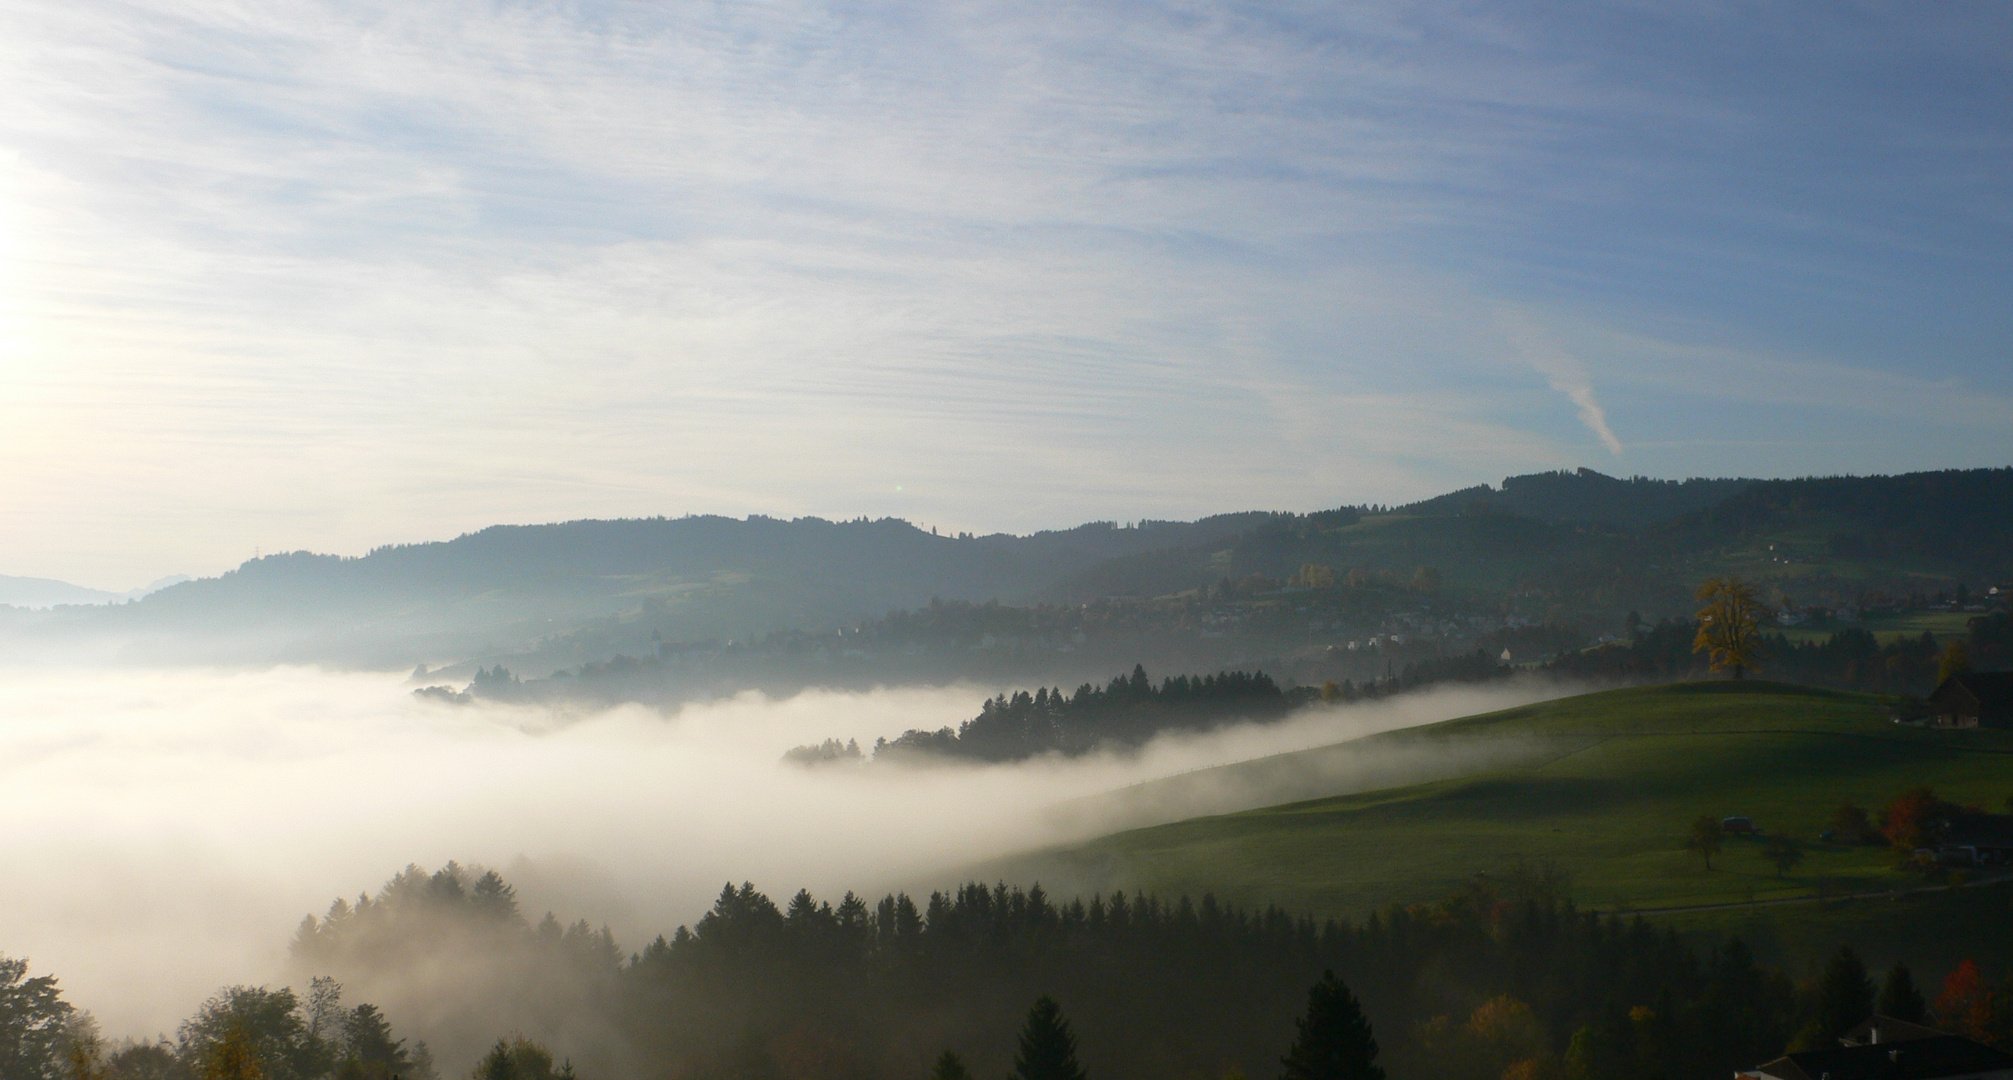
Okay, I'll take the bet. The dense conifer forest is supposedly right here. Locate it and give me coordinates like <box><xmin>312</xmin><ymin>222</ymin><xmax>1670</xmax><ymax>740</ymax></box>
<box><xmin>10</xmin><ymin>862</ymin><xmax>1956</xmax><ymax>1080</ymax></box>
<box><xmin>863</xmin><ymin>666</ymin><xmax>1291</xmax><ymax>762</ymax></box>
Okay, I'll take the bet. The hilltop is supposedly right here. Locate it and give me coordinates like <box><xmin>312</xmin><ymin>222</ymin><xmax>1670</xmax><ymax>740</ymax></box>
<box><xmin>2</xmin><ymin>466</ymin><xmax>2007</xmax><ymax>672</ymax></box>
<box><xmin>988</xmin><ymin>681</ymin><xmax>2013</xmax><ymax>919</ymax></box>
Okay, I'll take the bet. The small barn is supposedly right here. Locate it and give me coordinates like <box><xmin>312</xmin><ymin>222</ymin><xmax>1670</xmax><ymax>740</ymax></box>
<box><xmin>1926</xmin><ymin>671</ymin><xmax>2013</xmax><ymax>729</ymax></box>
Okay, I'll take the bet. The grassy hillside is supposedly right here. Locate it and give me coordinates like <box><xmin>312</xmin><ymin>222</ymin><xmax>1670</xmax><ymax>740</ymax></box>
<box><xmin>1000</xmin><ymin>682</ymin><xmax>2013</xmax><ymax>918</ymax></box>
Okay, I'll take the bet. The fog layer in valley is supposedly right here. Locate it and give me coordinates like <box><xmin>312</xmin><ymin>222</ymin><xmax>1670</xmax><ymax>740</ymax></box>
<box><xmin>0</xmin><ymin>666</ymin><xmax>1570</xmax><ymax>1040</ymax></box>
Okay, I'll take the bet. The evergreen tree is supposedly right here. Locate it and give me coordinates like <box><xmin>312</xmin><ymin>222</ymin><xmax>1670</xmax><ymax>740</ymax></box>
<box><xmin>337</xmin><ymin>1003</ymin><xmax>410</xmax><ymax>1080</ymax></box>
<box><xmin>1812</xmin><ymin>947</ymin><xmax>1875</xmax><ymax>1046</ymax></box>
<box><xmin>927</xmin><ymin>1050</ymin><xmax>971</xmax><ymax>1080</ymax></box>
<box><xmin>1012</xmin><ymin>997</ymin><xmax>1086</xmax><ymax>1080</ymax></box>
<box><xmin>1878</xmin><ymin>965</ymin><xmax>1928</xmax><ymax>1024</ymax></box>
<box><xmin>472</xmin><ymin>1038</ymin><xmax>562</xmax><ymax>1080</ymax></box>
<box><xmin>1279</xmin><ymin>971</ymin><xmax>1383</xmax><ymax>1080</ymax></box>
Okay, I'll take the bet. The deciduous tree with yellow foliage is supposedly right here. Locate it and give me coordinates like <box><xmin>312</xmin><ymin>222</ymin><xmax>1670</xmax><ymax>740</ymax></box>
<box><xmin>1692</xmin><ymin>577</ymin><xmax>1764</xmax><ymax>679</ymax></box>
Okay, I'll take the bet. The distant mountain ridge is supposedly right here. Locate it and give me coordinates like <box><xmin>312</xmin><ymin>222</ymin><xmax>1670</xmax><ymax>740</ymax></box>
<box><xmin>0</xmin><ymin>513</ymin><xmax>1276</xmax><ymax>665</ymax></box>
<box><xmin>1054</xmin><ymin>466</ymin><xmax>2012</xmax><ymax>611</ymax></box>
<box><xmin>0</xmin><ymin>574</ymin><xmax>189</xmax><ymax>609</ymax></box>
<box><xmin>2</xmin><ymin>467</ymin><xmax>2006</xmax><ymax>669</ymax></box>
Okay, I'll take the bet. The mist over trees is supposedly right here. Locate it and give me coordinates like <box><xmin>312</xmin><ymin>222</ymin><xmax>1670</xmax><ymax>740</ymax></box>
<box><xmin>870</xmin><ymin>666</ymin><xmax>1290</xmax><ymax>762</ymax></box>
<box><xmin>0</xmin><ymin>955</ymin><xmax>73</xmax><ymax>1080</ymax></box>
<box><xmin>0</xmin><ymin>954</ymin><xmax>435</xmax><ymax>1080</ymax></box>
<box><xmin>8</xmin><ymin>470</ymin><xmax>2013</xmax><ymax>1078</ymax></box>
<box><xmin>241</xmin><ymin>862</ymin><xmax>2013</xmax><ymax>1080</ymax></box>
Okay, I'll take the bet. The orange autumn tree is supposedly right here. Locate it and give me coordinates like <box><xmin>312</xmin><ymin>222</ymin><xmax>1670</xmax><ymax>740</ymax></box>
<box><xmin>1934</xmin><ymin>961</ymin><xmax>1995</xmax><ymax>1044</ymax></box>
<box><xmin>1876</xmin><ymin>784</ymin><xmax>1940</xmax><ymax>848</ymax></box>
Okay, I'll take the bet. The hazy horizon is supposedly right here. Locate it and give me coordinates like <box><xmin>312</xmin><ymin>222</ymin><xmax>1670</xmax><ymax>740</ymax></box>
<box><xmin>5</xmin><ymin>2</ymin><xmax>2011</xmax><ymax>589</ymax></box>
<box><xmin>4</xmin><ymin>7</ymin><xmax>2010</xmax><ymax>1078</ymax></box>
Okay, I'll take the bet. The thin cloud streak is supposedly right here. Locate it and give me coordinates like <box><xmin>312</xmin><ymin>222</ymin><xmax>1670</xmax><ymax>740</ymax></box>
<box><xmin>1499</xmin><ymin>307</ymin><xmax>1624</xmax><ymax>456</ymax></box>
<box><xmin>0</xmin><ymin>2</ymin><xmax>2008</xmax><ymax>583</ymax></box>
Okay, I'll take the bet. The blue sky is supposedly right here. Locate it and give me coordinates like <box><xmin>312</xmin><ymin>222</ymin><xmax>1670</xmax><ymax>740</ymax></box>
<box><xmin>1</xmin><ymin>1</ymin><xmax>2008</xmax><ymax>586</ymax></box>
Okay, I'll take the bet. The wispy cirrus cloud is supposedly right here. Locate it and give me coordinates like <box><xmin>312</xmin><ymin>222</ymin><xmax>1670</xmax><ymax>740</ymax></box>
<box><xmin>0</xmin><ymin>1</ymin><xmax>2008</xmax><ymax>583</ymax></box>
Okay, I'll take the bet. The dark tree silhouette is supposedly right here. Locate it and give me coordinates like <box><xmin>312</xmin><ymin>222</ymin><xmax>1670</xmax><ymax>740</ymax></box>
<box><xmin>1012</xmin><ymin>997</ymin><xmax>1086</xmax><ymax>1080</ymax></box>
<box><xmin>1687</xmin><ymin>816</ymin><xmax>1724</xmax><ymax>871</ymax></box>
<box><xmin>1762</xmin><ymin>835</ymin><xmax>1804</xmax><ymax>878</ymax></box>
<box><xmin>1877</xmin><ymin>965</ymin><xmax>1927</xmax><ymax>1025</ymax></box>
<box><xmin>0</xmin><ymin>956</ymin><xmax>73</xmax><ymax>1080</ymax></box>
<box><xmin>472</xmin><ymin>1038</ymin><xmax>572</xmax><ymax>1080</ymax></box>
<box><xmin>927</xmin><ymin>1050</ymin><xmax>971</xmax><ymax>1080</ymax></box>
<box><xmin>1279</xmin><ymin>970</ymin><xmax>1383</xmax><ymax>1080</ymax></box>
<box><xmin>1810</xmin><ymin>947</ymin><xmax>1875</xmax><ymax>1047</ymax></box>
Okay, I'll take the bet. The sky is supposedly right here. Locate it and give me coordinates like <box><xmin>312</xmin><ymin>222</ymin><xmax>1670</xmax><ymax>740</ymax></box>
<box><xmin>2</xmin><ymin>1</ymin><xmax>2009</xmax><ymax>588</ymax></box>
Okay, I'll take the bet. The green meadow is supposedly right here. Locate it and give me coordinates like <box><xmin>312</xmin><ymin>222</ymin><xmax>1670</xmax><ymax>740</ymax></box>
<box><xmin>1005</xmin><ymin>682</ymin><xmax>2013</xmax><ymax>924</ymax></box>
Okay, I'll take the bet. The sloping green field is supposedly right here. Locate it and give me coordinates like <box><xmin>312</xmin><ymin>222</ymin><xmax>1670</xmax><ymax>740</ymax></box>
<box><xmin>998</xmin><ymin>682</ymin><xmax>2013</xmax><ymax>919</ymax></box>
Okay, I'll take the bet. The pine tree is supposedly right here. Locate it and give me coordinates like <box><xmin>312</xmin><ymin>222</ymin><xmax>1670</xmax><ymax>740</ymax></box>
<box><xmin>1279</xmin><ymin>971</ymin><xmax>1384</xmax><ymax>1080</ymax></box>
<box><xmin>928</xmin><ymin>1050</ymin><xmax>971</xmax><ymax>1080</ymax></box>
<box><xmin>1012</xmin><ymin>997</ymin><xmax>1086</xmax><ymax>1080</ymax></box>
<box><xmin>1813</xmin><ymin>947</ymin><xmax>1875</xmax><ymax>1045</ymax></box>
<box><xmin>1878</xmin><ymin>965</ymin><xmax>1927</xmax><ymax>1024</ymax></box>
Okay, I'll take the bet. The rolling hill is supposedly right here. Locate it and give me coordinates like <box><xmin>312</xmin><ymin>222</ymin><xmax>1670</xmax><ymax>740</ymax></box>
<box><xmin>1059</xmin><ymin>467</ymin><xmax>2013</xmax><ymax>614</ymax></box>
<box><xmin>990</xmin><ymin>681</ymin><xmax>2013</xmax><ymax>920</ymax></box>
<box><xmin>0</xmin><ymin>513</ymin><xmax>1273</xmax><ymax>665</ymax></box>
<box><xmin>4</xmin><ymin>466</ymin><xmax>2006</xmax><ymax>670</ymax></box>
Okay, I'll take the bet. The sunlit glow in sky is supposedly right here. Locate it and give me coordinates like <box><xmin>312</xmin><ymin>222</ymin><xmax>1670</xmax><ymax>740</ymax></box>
<box><xmin>1</xmin><ymin>2</ymin><xmax>2009</xmax><ymax>587</ymax></box>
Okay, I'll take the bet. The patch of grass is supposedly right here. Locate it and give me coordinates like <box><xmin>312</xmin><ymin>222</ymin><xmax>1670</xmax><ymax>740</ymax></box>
<box><xmin>1658</xmin><ymin>880</ymin><xmax>2013</xmax><ymax>979</ymax></box>
<box><xmin>1776</xmin><ymin>610</ymin><xmax>1974</xmax><ymax>646</ymax></box>
<box><xmin>1000</xmin><ymin>682</ymin><xmax>2013</xmax><ymax>921</ymax></box>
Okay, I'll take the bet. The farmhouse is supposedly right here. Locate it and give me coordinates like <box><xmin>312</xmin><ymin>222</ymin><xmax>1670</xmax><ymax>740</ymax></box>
<box><xmin>1926</xmin><ymin>671</ymin><xmax>2013</xmax><ymax>729</ymax></box>
<box><xmin>1937</xmin><ymin>813</ymin><xmax>2013</xmax><ymax>867</ymax></box>
<box><xmin>1740</xmin><ymin>1016</ymin><xmax>2013</xmax><ymax>1080</ymax></box>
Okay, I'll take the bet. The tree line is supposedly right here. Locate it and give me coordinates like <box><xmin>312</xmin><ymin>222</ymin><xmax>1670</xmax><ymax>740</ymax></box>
<box><xmin>0</xmin><ymin>961</ymin><xmax>439</xmax><ymax>1080</ymax></box>
<box><xmin>793</xmin><ymin>666</ymin><xmax>1293</xmax><ymax>764</ymax></box>
<box><xmin>267</xmin><ymin>862</ymin><xmax>2013</xmax><ymax>1080</ymax></box>
<box><xmin>789</xmin><ymin>652</ymin><xmax>1536</xmax><ymax>768</ymax></box>
<box><xmin>1542</xmin><ymin>612</ymin><xmax>2012</xmax><ymax>695</ymax></box>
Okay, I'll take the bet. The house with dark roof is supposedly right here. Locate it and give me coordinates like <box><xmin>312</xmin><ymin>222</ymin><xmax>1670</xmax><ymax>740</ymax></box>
<box><xmin>1840</xmin><ymin>1019</ymin><xmax>1951</xmax><ymax>1047</ymax></box>
<box><xmin>1926</xmin><ymin>672</ymin><xmax>2013</xmax><ymax>729</ymax></box>
<box><xmin>1937</xmin><ymin>813</ymin><xmax>2013</xmax><ymax>867</ymax></box>
<box><xmin>1739</xmin><ymin>1016</ymin><xmax>2013</xmax><ymax>1080</ymax></box>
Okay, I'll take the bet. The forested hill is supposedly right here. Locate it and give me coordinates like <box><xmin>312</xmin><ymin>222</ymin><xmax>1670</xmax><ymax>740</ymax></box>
<box><xmin>0</xmin><ymin>513</ymin><xmax>1274</xmax><ymax>665</ymax></box>
<box><xmin>1400</xmin><ymin>468</ymin><xmax>1753</xmax><ymax>528</ymax></box>
<box><xmin>1058</xmin><ymin>467</ymin><xmax>2013</xmax><ymax>614</ymax></box>
<box><xmin>2</xmin><ymin>466</ymin><xmax>2007</xmax><ymax>670</ymax></box>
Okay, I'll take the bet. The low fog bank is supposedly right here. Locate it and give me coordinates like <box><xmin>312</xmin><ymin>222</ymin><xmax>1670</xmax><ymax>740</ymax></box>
<box><xmin>0</xmin><ymin>666</ymin><xmax>1571</xmax><ymax>1046</ymax></box>
<box><xmin>1037</xmin><ymin>680</ymin><xmax>1578</xmax><ymax>839</ymax></box>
